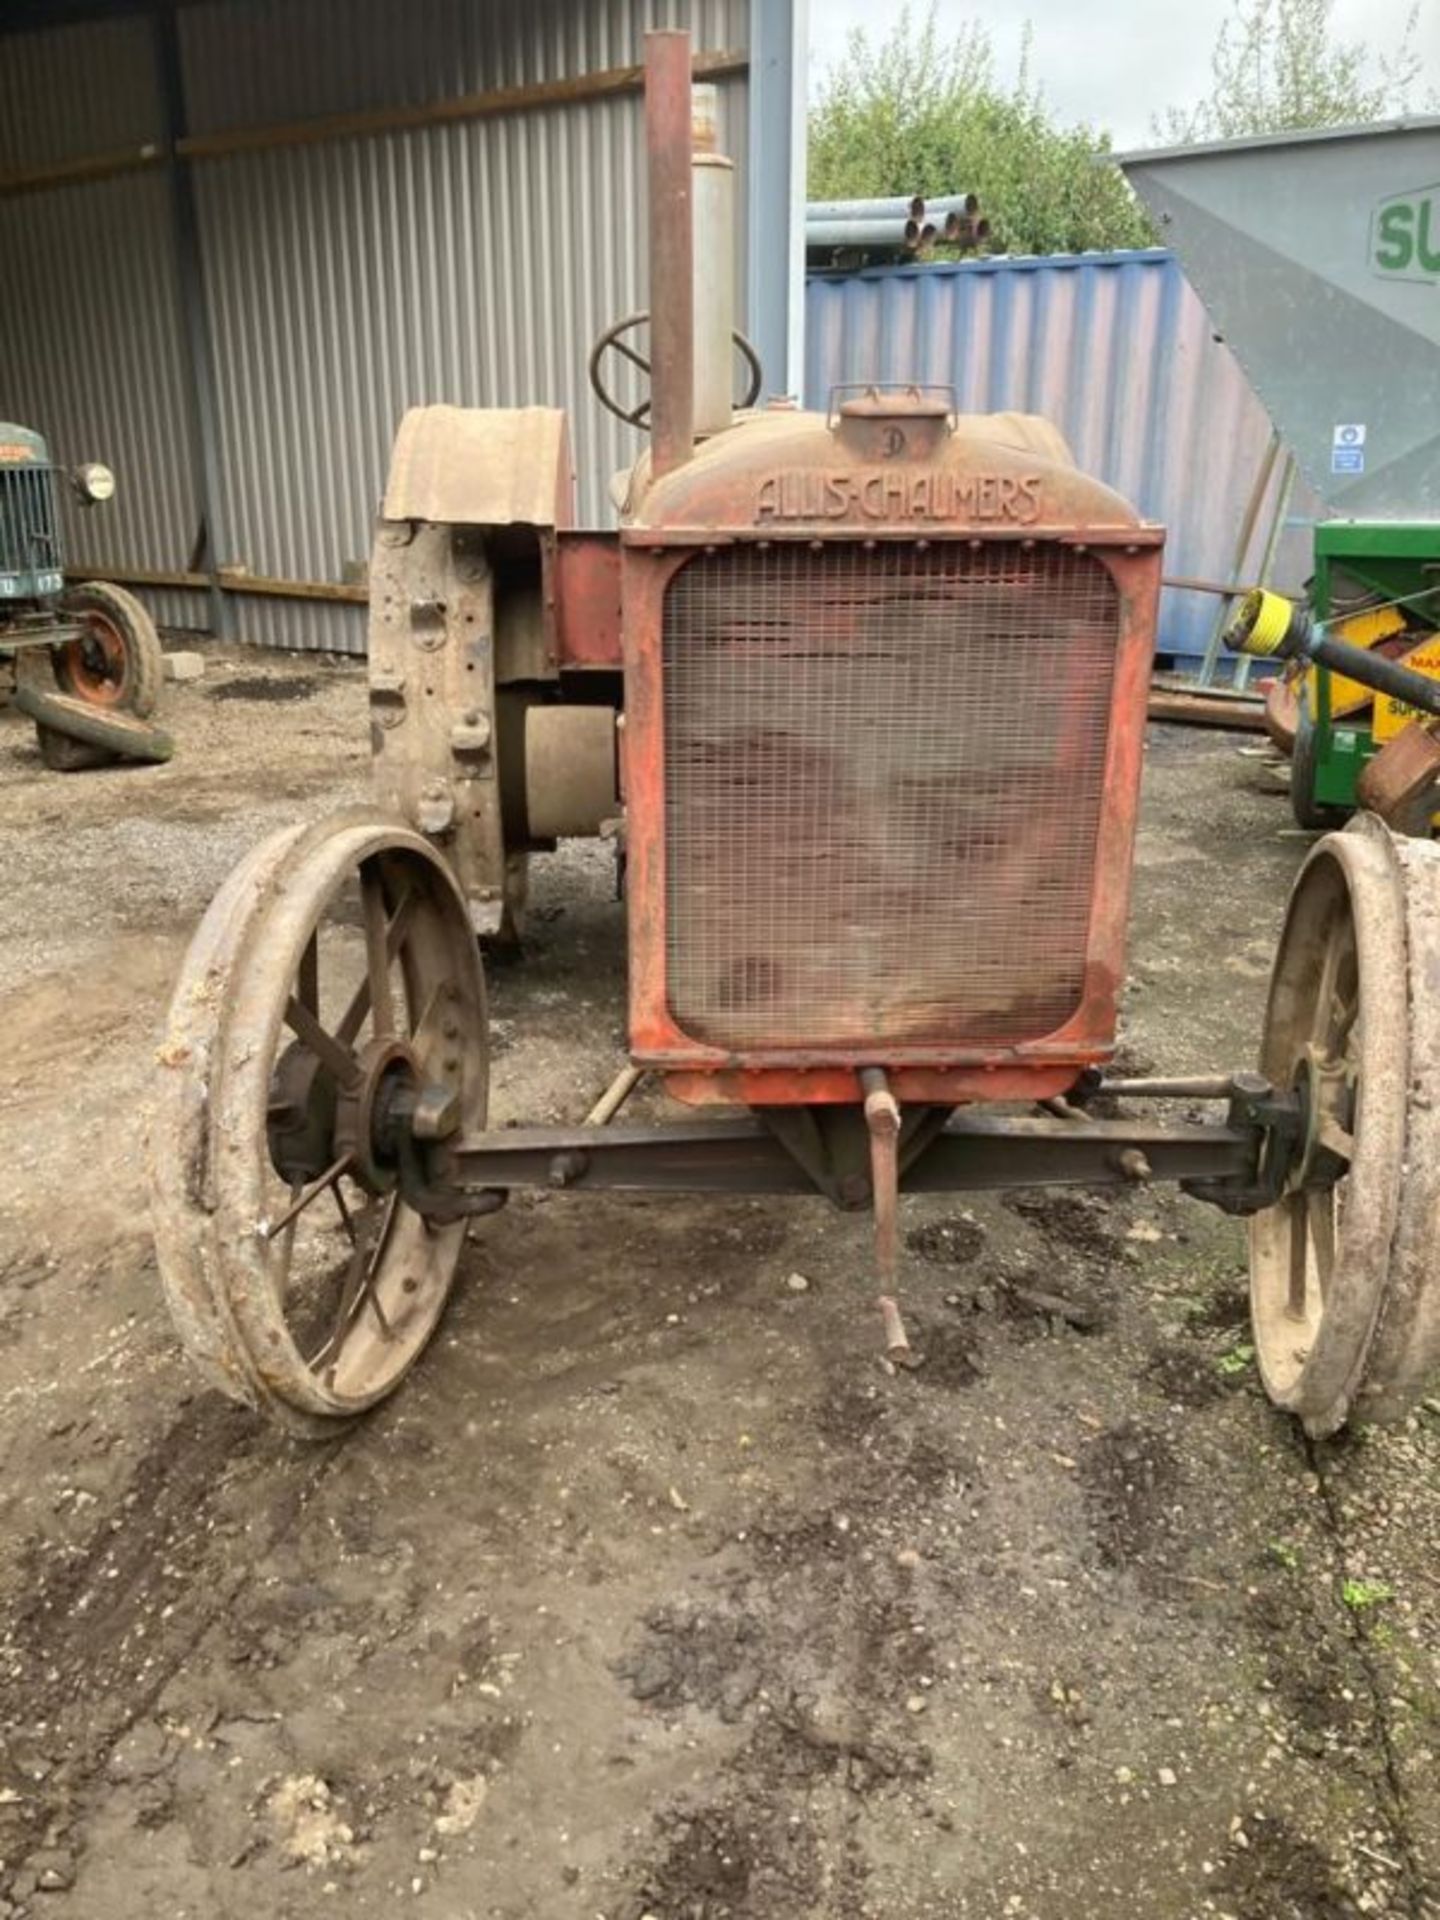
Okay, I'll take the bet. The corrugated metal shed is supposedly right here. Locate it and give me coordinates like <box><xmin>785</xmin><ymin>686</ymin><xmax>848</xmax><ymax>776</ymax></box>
<box><xmin>806</xmin><ymin>249</ymin><xmax>1318</xmax><ymax>663</ymax></box>
<box><xmin>180</xmin><ymin>0</ymin><xmax>749</xmax><ymax>650</ymax></box>
<box><xmin>0</xmin><ymin>0</ymin><xmax>771</xmax><ymax>654</ymax></box>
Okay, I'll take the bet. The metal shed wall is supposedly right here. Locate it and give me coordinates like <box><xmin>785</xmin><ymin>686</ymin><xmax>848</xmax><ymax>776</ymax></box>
<box><xmin>0</xmin><ymin>16</ymin><xmax>210</xmax><ymax>632</ymax></box>
<box><xmin>806</xmin><ymin>249</ymin><xmax>1318</xmax><ymax>663</ymax></box>
<box><xmin>0</xmin><ymin>0</ymin><xmax>755</xmax><ymax>654</ymax></box>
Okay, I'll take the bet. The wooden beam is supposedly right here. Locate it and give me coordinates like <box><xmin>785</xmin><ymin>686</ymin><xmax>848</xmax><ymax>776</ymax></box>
<box><xmin>180</xmin><ymin>47</ymin><xmax>746</xmax><ymax>161</ymax></box>
<box><xmin>217</xmin><ymin>569</ymin><xmax>367</xmax><ymax>605</ymax></box>
<box><xmin>65</xmin><ymin>563</ymin><xmax>209</xmax><ymax>591</ymax></box>
<box><xmin>0</xmin><ymin>49</ymin><xmax>748</xmax><ymax>197</ymax></box>
<box><xmin>0</xmin><ymin>143</ymin><xmax>166</xmax><ymax>197</ymax></box>
<box><xmin>1148</xmin><ymin>688</ymin><xmax>1268</xmax><ymax>733</ymax></box>
<box><xmin>66</xmin><ymin>563</ymin><xmax>367</xmax><ymax>607</ymax></box>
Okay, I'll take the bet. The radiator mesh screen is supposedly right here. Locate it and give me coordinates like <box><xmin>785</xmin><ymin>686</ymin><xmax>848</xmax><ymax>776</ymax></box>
<box><xmin>661</xmin><ymin>542</ymin><xmax>1121</xmax><ymax>1050</ymax></box>
<box><xmin>0</xmin><ymin>464</ymin><xmax>59</xmax><ymax>576</ymax></box>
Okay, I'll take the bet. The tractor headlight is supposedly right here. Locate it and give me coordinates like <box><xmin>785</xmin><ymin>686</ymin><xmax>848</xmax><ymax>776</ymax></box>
<box><xmin>73</xmin><ymin>462</ymin><xmax>115</xmax><ymax>505</ymax></box>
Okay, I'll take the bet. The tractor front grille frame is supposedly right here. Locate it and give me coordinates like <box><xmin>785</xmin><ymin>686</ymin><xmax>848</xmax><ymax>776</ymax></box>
<box><xmin>0</xmin><ymin>462</ymin><xmax>62</xmax><ymax>581</ymax></box>
<box><xmin>661</xmin><ymin>541</ymin><xmax>1122</xmax><ymax>1053</ymax></box>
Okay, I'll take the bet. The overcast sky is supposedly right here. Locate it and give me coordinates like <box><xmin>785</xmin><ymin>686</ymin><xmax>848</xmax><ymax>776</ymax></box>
<box><xmin>808</xmin><ymin>0</ymin><xmax>1439</xmax><ymax>147</ymax></box>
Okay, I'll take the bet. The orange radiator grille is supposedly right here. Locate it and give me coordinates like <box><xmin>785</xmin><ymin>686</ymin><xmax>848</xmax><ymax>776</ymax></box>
<box><xmin>661</xmin><ymin>542</ymin><xmax>1122</xmax><ymax>1051</ymax></box>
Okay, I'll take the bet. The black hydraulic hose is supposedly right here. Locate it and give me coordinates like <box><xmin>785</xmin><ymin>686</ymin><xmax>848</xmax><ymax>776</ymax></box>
<box><xmin>1307</xmin><ymin>631</ymin><xmax>1440</xmax><ymax>719</ymax></box>
<box><xmin>1224</xmin><ymin>587</ymin><xmax>1440</xmax><ymax>719</ymax></box>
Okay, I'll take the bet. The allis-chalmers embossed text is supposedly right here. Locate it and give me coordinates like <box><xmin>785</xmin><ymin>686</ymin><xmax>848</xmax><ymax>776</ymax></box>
<box><xmin>754</xmin><ymin>470</ymin><xmax>1043</xmax><ymax>525</ymax></box>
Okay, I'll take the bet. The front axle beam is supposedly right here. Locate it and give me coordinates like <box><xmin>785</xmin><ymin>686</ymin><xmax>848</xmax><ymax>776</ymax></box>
<box><xmin>415</xmin><ymin>1111</ymin><xmax>1258</xmax><ymax>1211</ymax></box>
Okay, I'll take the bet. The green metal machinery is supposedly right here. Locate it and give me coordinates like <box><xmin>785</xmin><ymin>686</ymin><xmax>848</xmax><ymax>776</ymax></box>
<box><xmin>1301</xmin><ymin>523</ymin><xmax>1438</xmax><ymax>822</ymax></box>
<box><xmin>1119</xmin><ymin>121</ymin><xmax>1440</xmax><ymax>826</ymax></box>
<box><xmin>0</xmin><ymin>421</ymin><xmax>170</xmax><ymax>769</ymax></box>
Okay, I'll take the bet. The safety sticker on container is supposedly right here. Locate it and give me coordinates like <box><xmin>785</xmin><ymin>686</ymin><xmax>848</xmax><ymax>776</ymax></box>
<box><xmin>1373</xmin><ymin>639</ymin><xmax>1440</xmax><ymax>742</ymax></box>
<box><xmin>1332</xmin><ymin>423</ymin><xmax>1366</xmax><ymax>474</ymax></box>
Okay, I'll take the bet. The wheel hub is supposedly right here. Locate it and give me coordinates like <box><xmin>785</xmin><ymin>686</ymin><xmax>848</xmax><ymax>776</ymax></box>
<box><xmin>334</xmin><ymin>1038</ymin><xmax>422</xmax><ymax>1195</ymax></box>
<box><xmin>266</xmin><ymin>1040</ymin><xmax>340</xmax><ymax>1185</ymax></box>
<box><xmin>1286</xmin><ymin>1043</ymin><xmax>1354</xmax><ymax>1194</ymax></box>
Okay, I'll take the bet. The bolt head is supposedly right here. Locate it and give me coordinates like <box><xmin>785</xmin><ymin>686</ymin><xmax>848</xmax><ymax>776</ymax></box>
<box><xmin>410</xmin><ymin>1083</ymin><xmax>462</xmax><ymax>1141</ymax></box>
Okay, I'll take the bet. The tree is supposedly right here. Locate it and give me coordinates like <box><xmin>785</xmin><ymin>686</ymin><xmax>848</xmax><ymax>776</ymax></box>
<box><xmin>1154</xmin><ymin>0</ymin><xmax>1428</xmax><ymax>142</ymax></box>
<box><xmin>809</xmin><ymin>6</ymin><xmax>1156</xmax><ymax>257</ymax></box>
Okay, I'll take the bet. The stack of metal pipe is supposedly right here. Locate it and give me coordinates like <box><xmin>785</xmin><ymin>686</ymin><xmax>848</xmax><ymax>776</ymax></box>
<box><xmin>806</xmin><ymin>192</ymin><xmax>991</xmax><ymax>265</ymax></box>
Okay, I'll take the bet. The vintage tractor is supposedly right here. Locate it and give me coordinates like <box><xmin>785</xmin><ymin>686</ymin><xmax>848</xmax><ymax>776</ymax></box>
<box><xmin>0</xmin><ymin>421</ymin><xmax>170</xmax><ymax>770</ymax></box>
<box><xmin>149</xmin><ymin>34</ymin><xmax>1440</xmax><ymax>1442</ymax></box>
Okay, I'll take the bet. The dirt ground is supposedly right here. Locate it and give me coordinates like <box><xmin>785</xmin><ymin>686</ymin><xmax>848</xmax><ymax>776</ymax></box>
<box><xmin>0</xmin><ymin>647</ymin><xmax>1437</xmax><ymax>1920</ymax></box>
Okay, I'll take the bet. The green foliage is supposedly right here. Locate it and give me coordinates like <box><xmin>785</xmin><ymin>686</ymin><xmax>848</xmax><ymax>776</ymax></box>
<box><xmin>808</xmin><ymin>5</ymin><xmax>1156</xmax><ymax>257</ymax></box>
<box><xmin>1216</xmin><ymin>1341</ymin><xmax>1255</xmax><ymax>1377</ymax></box>
<box><xmin>1267</xmin><ymin>1539</ymin><xmax>1301</xmax><ymax>1571</ymax></box>
<box><xmin>1341</xmin><ymin>1577</ymin><xmax>1395</xmax><ymax>1611</ymax></box>
<box><xmin>1155</xmin><ymin>0</ymin><xmax>1428</xmax><ymax>142</ymax></box>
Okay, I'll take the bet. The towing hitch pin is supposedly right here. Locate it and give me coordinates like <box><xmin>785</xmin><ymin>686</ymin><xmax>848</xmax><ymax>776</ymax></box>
<box><xmin>859</xmin><ymin>1067</ymin><xmax>916</xmax><ymax>1367</ymax></box>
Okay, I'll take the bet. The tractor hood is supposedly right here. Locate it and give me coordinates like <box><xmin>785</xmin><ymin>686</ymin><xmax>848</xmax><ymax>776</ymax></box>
<box><xmin>0</xmin><ymin>423</ymin><xmax>49</xmax><ymax>464</ymax></box>
<box><xmin>623</xmin><ymin>394</ymin><xmax>1153</xmax><ymax>541</ymax></box>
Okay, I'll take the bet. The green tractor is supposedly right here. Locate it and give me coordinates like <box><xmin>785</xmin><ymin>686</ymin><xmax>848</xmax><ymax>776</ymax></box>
<box><xmin>0</xmin><ymin>422</ymin><xmax>170</xmax><ymax>771</ymax></box>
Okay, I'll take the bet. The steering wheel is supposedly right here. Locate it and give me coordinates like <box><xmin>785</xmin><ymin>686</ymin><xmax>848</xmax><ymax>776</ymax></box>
<box><xmin>588</xmin><ymin>312</ymin><xmax>764</xmax><ymax>428</ymax></box>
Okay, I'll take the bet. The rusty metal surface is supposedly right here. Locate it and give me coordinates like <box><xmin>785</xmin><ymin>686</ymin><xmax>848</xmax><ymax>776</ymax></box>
<box><xmin>626</xmin><ymin>403</ymin><xmax>1146</xmax><ymax>537</ymax></box>
<box><xmin>643</xmin><ymin>31</ymin><xmax>695</xmax><ymax>480</ymax></box>
<box><xmin>370</xmin><ymin>404</ymin><xmax>588</xmax><ymax>937</ymax></box>
<box><xmin>368</xmin><ymin>520</ymin><xmax>512</xmax><ymax>937</ymax></box>
<box><xmin>149</xmin><ymin>809</ymin><xmax>488</xmax><ymax>1431</ymax></box>
<box><xmin>555</xmin><ymin>531</ymin><xmax>623</xmax><ymax>667</ymax></box>
<box><xmin>1248</xmin><ymin>819</ymin><xmax>1408</xmax><ymax>1436</ymax></box>
<box><xmin>1355</xmin><ymin>725</ymin><xmax>1440</xmax><ymax>831</ymax></box>
<box><xmin>383</xmin><ymin>406</ymin><xmax>574</xmax><ymax>529</ymax></box>
<box><xmin>660</xmin><ymin>542</ymin><xmax>1121</xmax><ymax>1050</ymax></box>
<box><xmin>437</xmin><ymin>1111</ymin><xmax>1255</xmax><ymax>1196</ymax></box>
<box><xmin>619</xmin><ymin>387</ymin><xmax>1162</xmax><ymax>1101</ymax></box>
<box><xmin>1355</xmin><ymin>831</ymin><xmax>1440</xmax><ymax>1422</ymax></box>
<box><xmin>523</xmin><ymin>706</ymin><xmax>619</xmax><ymax>839</ymax></box>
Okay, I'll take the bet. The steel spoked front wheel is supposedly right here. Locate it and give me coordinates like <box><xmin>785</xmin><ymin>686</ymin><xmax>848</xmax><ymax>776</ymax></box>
<box><xmin>150</xmin><ymin>808</ymin><xmax>488</xmax><ymax>1432</ymax></box>
<box><xmin>1249</xmin><ymin>820</ymin><xmax>1407</xmax><ymax>1435</ymax></box>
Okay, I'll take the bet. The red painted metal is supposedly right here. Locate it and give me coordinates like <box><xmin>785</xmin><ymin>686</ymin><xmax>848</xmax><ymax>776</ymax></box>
<box><xmin>643</xmin><ymin>32</ymin><xmax>694</xmax><ymax>481</ymax></box>
<box><xmin>618</xmin><ymin>390</ymin><xmax>1163</xmax><ymax>1109</ymax></box>
<box><xmin>554</xmin><ymin>532</ymin><xmax>622</xmax><ymax>668</ymax></box>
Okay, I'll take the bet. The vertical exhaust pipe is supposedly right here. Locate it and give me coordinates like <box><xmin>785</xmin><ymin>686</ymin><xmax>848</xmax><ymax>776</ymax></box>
<box><xmin>644</xmin><ymin>30</ymin><xmax>695</xmax><ymax>479</ymax></box>
<box><xmin>690</xmin><ymin>83</ymin><xmax>735</xmax><ymax>436</ymax></box>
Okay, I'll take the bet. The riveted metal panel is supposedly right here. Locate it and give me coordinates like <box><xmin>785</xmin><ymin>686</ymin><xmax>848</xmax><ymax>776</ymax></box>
<box><xmin>806</xmin><ymin>250</ymin><xmax>1320</xmax><ymax>662</ymax></box>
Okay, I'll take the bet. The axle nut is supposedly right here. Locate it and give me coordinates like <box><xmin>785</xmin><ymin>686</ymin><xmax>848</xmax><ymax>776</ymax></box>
<box><xmin>411</xmin><ymin>1084</ymin><xmax>463</xmax><ymax>1141</ymax></box>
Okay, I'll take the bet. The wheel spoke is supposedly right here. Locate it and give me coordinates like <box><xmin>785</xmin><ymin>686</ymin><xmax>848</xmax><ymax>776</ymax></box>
<box><xmin>262</xmin><ymin>1152</ymin><xmax>355</xmax><ymax>1242</ymax></box>
<box><xmin>410</xmin><ymin>977</ymin><xmax>456</xmax><ymax>1056</ymax></box>
<box><xmin>1306</xmin><ymin>1190</ymin><xmax>1335</xmax><ymax>1303</ymax></box>
<box><xmin>284</xmin><ymin>995</ymin><xmax>361</xmax><ymax>1087</ymax></box>
<box><xmin>611</xmin><ymin>337</ymin><xmax>651</xmax><ymax>375</ymax></box>
<box><xmin>1316</xmin><ymin>1115</ymin><xmax>1355</xmax><ymax>1166</ymax></box>
<box><xmin>336</xmin><ymin>887</ymin><xmax>418</xmax><ymax>1046</ymax></box>
<box><xmin>1314</xmin><ymin>921</ymin><xmax>1357</xmax><ymax>1049</ymax></box>
<box><xmin>275</xmin><ymin>1179</ymin><xmax>303</xmax><ymax>1290</ymax></box>
<box><xmin>332</xmin><ymin>1178</ymin><xmax>358</xmax><ymax>1246</ymax></box>
<box><xmin>311</xmin><ymin>1192</ymin><xmax>398</xmax><ymax>1374</ymax></box>
<box><xmin>1286</xmin><ymin>1194</ymin><xmax>1310</xmax><ymax>1319</ymax></box>
<box><xmin>297</xmin><ymin>933</ymin><xmax>319</xmax><ymax>1015</ymax></box>
<box><xmin>360</xmin><ymin>864</ymin><xmax>394</xmax><ymax>1038</ymax></box>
